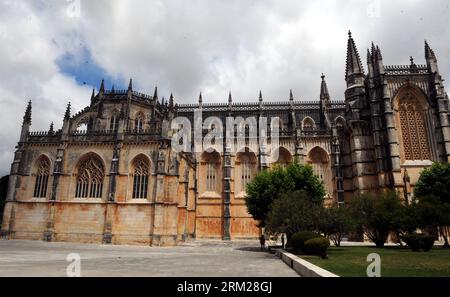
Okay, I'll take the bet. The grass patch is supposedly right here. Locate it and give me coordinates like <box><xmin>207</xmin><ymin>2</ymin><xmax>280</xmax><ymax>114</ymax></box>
<box><xmin>299</xmin><ymin>246</ymin><xmax>450</xmax><ymax>277</ymax></box>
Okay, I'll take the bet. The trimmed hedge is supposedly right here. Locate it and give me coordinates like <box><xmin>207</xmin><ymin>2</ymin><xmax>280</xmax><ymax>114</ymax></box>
<box><xmin>401</xmin><ymin>233</ymin><xmax>435</xmax><ymax>252</ymax></box>
<box><xmin>304</xmin><ymin>237</ymin><xmax>330</xmax><ymax>259</ymax></box>
<box><xmin>290</xmin><ymin>231</ymin><xmax>321</xmax><ymax>252</ymax></box>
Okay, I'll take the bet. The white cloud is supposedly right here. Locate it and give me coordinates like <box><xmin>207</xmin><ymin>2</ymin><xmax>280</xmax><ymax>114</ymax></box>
<box><xmin>0</xmin><ymin>0</ymin><xmax>449</xmax><ymax>175</ymax></box>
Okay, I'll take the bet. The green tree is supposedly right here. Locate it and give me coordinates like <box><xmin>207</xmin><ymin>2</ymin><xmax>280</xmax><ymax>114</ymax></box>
<box><xmin>265</xmin><ymin>190</ymin><xmax>323</xmax><ymax>239</ymax></box>
<box><xmin>414</xmin><ymin>163</ymin><xmax>450</xmax><ymax>204</ymax></box>
<box><xmin>319</xmin><ymin>206</ymin><xmax>356</xmax><ymax>247</ymax></box>
<box><xmin>413</xmin><ymin>195</ymin><xmax>450</xmax><ymax>248</ymax></box>
<box><xmin>0</xmin><ymin>175</ymin><xmax>9</xmax><ymax>224</ymax></box>
<box><xmin>349</xmin><ymin>191</ymin><xmax>405</xmax><ymax>248</ymax></box>
<box><xmin>246</xmin><ymin>162</ymin><xmax>325</xmax><ymax>227</ymax></box>
<box><xmin>413</xmin><ymin>163</ymin><xmax>450</xmax><ymax>248</ymax></box>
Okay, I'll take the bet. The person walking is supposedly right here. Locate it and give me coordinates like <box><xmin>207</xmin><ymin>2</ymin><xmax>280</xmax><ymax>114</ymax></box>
<box><xmin>281</xmin><ymin>234</ymin><xmax>285</xmax><ymax>249</ymax></box>
<box><xmin>259</xmin><ymin>234</ymin><xmax>266</xmax><ymax>250</ymax></box>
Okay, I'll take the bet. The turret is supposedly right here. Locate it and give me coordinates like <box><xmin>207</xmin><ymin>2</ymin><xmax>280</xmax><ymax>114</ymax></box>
<box><xmin>19</xmin><ymin>100</ymin><xmax>32</xmax><ymax>142</ymax></box>
<box><xmin>425</xmin><ymin>40</ymin><xmax>439</xmax><ymax>74</ymax></box>
<box><xmin>127</xmin><ymin>78</ymin><xmax>133</xmax><ymax>99</ymax></box>
<box><xmin>198</xmin><ymin>92</ymin><xmax>203</xmax><ymax>109</ymax></box>
<box><xmin>99</xmin><ymin>79</ymin><xmax>105</xmax><ymax>99</ymax></box>
<box><xmin>345</xmin><ymin>31</ymin><xmax>367</xmax><ymax>121</ymax></box>
<box><xmin>319</xmin><ymin>74</ymin><xmax>331</xmax><ymax>129</ymax></box>
<box><xmin>62</xmin><ymin>102</ymin><xmax>71</xmax><ymax>141</ymax></box>
<box><xmin>345</xmin><ymin>31</ymin><xmax>365</xmax><ymax>87</ymax></box>
<box><xmin>228</xmin><ymin>91</ymin><xmax>233</xmax><ymax>116</ymax></box>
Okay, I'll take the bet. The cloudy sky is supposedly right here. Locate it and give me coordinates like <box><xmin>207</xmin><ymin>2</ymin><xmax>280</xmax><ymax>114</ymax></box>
<box><xmin>0</xmin><ymin>0</ymin><xmax>449</xmax><ymax>175</ymax></box>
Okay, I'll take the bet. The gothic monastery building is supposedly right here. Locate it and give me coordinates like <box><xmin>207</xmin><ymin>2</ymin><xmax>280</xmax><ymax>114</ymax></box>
<box><xmin>1</xmin><ymin>33</ymin><xmax>449</xmax><ymax>245</ymax></box>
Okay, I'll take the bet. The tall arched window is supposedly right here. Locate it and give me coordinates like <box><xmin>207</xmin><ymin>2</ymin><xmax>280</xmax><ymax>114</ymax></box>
<box><xmin>135</xmin><ymin>113</ymin><xmax>144</xmax><ymax>132</ymax></box>
<box><xmin>33</xmin><ymin>156</ymin><xmax>50</xmax><ymax>198</ymax></box>
<box><xmin>132</xmin><ymin>157</ymin><xmax>150</xmax><ymax>199</ymax></box>
<box><xmin>307</xmin><ymin>147</ymin><xmax>332</xmax><ymax>197</ymax></box>
<box><xmin>236</xmin><ymin>152</ymin><xmax>257</xmax><ymax>194</ymax></box>
<box><xmin>397</xmin><ymin>90</ymin><xmax>431</xmax><ymax>161</ymax></box>
<box><xmin>110</xmin><ymin>112</ymin><xmax>119</xmax><ymax>132</ymax></box>
<box><xmin>201</xmin><ymin>151</ymin><xmax>221</xmax><ymax>195</ymax></box>
<box><xmin>273</xmin><ymin>147</ymin><xmax>293</xmax><ymax>167</ymax></box>
<box><xmin>75</xmin><ymin>155</ymin><xmax>104</xmax><ymax>198</ymax></box>
<box><xmin>241</xmin><ymin>158</ymin><xmax>252</xmax><ymax>192</ymax></box>
<box><xmin>206</xmin><ymin>161</ymin><xmax>216</xmax><ymax>192</ymax></box>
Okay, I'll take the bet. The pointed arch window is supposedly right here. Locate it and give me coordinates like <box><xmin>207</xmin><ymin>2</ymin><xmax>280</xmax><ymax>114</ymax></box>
<box><xmin>135</xmin><ymin>113</ymin><xmax>144</xmax><ymax>132</ymax></box>
<box><xmin>132</xmin><ymin>158</ymin><xmax>149</xmax><ymax>199</ymax></box>
<box><xmin>241</xmin><ymin>157</ymin><xmax>253</xmax><ymax>192</ymax></box>
<box><xmin>110</xmin><ymin>113</ymin><xmax>119</xmax><ymax>133</ymax></box>
<box><xmin>206</xmin><ymin>161</ymin><xmax>216</xmax><ymax>192</ymax></box>
<box><xmin>75</xmin><ymin>155</ymin><xmax>104</xmax><ymax>198</ymax></box>
<box><xmin>33</xmin><ymin>157</ymin><xmax>50</xmax><ymax>198</ymax></box>
<box><xmin>398</xmin><ymin>91</ymin><xmax>431</xmax><ymax>161</ymax></box>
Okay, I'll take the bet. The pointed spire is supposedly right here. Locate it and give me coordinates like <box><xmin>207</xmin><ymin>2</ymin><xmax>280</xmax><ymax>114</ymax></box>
<box><xmin>228</xmin><ymin>91</ymin><xmax>232</xmax><ymax>104</ymax></box>
<box><xmin>425</xmin><ymin>40</ymin><xmax>436</xmax><ymax>60</ymax></box>
<box><xmin>161</xmin><ymin>97</ymin><xmax>165</xmax><ymax>106</ymax></box>
<box><xmin>128</xmin><ymin>78</ymin><xmax>133</xmax><ymax>92</ymax></box>
<box><xmin>99</xmin><ymin>79</ymin><xmax>105</xmax><ymax>93</ymax></box>
<box><xmin>198</xmin><ymin>92</ymin><xmax>203</xmax><ymax>105</ymax></box>
<box><xmin>48</xmin><ymin>122</ymin><xmax>54</xmax><ymax>134</ymax></box>
<box><xmin>289</xmin><ymin>90</ymin><xmax>294</xmax><ymax>101</ymax></box>
<box><xmin>371</xmin><ymin>42</ymin><xmax>376</xmax><ymax>56</ymax></box>
<box><xmin>64</xmin><ymin>102</ymin><xmax>71</xmax><ymax>120</ymax></box>
<box><xmin>169</xmin><ymin>93</ymin><xmax>174</xmax><ymax>108</ymax></box>
<box><xmin>320</xmin><ymin>74</ymin><xmax>330</xmax><ymax>101</ymax></box>
<box><xmin>259</xmin><ymin>90</ymin><xmax>263</xmax><ymax>102</ymax></box>
<box><xmin>367</xmin><ymin>48</ymin><xmax>372</xmax><ymax>64</ymax></box>
<box><xmin>375</xmin><ymin>46</ymin><xmax>383</xmax><ymax>60</ymax></box>
<box><xmin>23</xmin><ymin>100</ymin><xmax>32</xmax><ymax>125</ymax></box>
<box><xmin>345</xmin><ymin>30</ymin><xmax>364</xmax><ymax>79</ymax></box>
<box><xmin>153</xmin><ymin>86</ymin><xmax>158</xmax><ymax>101</ymax></box>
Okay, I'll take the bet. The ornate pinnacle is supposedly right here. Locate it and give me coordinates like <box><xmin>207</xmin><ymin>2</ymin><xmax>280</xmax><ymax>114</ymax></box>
<box><xmin>64</xmin><ymin>102</ymin><xmax>71</xmax><ymax>120</ymax></box>
<box><xmin>23</xmin><ymin>100</ymin><xmax>32</xmax><ymax>125</ymax></box>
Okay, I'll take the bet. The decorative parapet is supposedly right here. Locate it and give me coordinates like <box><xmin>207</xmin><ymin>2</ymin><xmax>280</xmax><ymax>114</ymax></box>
<box><xmin>385</xmin><ymin>64</ymin><xmax>428</xmax><ymax>75</ymax></box>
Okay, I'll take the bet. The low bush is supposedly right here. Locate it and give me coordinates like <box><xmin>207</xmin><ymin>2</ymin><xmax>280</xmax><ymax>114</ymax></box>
<box><xmin>290</xmin><ymin>231</ymin><xmax>320</xmax><ymax>252</ymax></box>
<box><xmin>402</xmin><ymin>233</ymin><xmax>435</xmax><ymax>252</ymax></box>
<box><xmin>304</xmin><ymin>237</ymin><xmax>330</xmax><ymax>259</ymax></box>
<box><xmin>421</xmin><ymin>235</ymin><xmax>436</xmax><ymax>252</ymax></box>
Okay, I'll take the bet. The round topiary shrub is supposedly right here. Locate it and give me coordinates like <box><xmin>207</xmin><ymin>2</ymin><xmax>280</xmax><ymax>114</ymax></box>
<box><xmin>402</xmin><ymin>233</ymin><xmax>435</xmax><ymax>252</ymax></box>
<box><xmin>289</xmin><ymin>231</ymin><xmax>321</xmax><ymax>252</ymax></box>
<box><xmin>420</xmin><ymin>235</ymin><xmax>435</xmax><ymax>252</ymax></box>
<box><xmin>304</xmin><ymin>237</ymin><xmax>330</xmax><ymax>259</ymax></box>
<box><xmin>402</xmin><ymin>234</ymin><xmax>421</xmax><ymax>252</ymax></box>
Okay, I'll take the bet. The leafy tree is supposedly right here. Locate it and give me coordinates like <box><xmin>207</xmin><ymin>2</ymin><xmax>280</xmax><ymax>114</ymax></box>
<box><xmin>319</xmin><ymin>206</ymin><xmax>356</xmax><ymax>247</ymax></box>
<box><xmin>246</xmin><ymin>162</ymin><xmax>325</xmax><ymax>227</ymax></box>
<box><xmin>414</xmin><ymin>163</ymin><xmax>450</xmax><ymax>204</ymax></box>
<box><xmin>0</xmin><ymin>175</ymin><xmax>9</xmax><ymax>224</ymax></box>
<box><xmin>413</xmin><ymin>195</ymin><xmax>450</xmax><ymax>248</ymax></box>
<box><xmin>265</xmin><ymin>190</ymin><xmax>323</xmax><ymax>239</ymax></box>
<box><xmin>349</xmin><ymin>191</ymin><xmax>405</xmax><ymax>248</ymax></box>
<box><xmin>285</xmin><ymin>163</ymin><xmax>326</xmax><ymax>205</ymax></box>
<box><xmin>413</xmin><ymin>163</ymin><xmax>450</xmax><ymax>248</ymax></box>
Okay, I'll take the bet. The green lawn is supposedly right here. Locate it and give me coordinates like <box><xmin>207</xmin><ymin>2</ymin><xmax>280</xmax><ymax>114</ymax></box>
<box><xmin>299</xmin><ymin>246</ymin><xmax>450</xmax><ymax>277</ymax></box>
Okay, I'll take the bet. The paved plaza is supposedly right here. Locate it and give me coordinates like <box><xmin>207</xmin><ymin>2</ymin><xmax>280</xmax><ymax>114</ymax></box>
<box><xmin>0</xmin><ymin>239</ymin><xmax>299</xmax><ymax>277</ymax></box>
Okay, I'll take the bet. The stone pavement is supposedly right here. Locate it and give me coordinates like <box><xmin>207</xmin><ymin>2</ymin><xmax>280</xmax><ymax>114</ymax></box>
<box><xmin>0</xmin><ymin>239</ymin><xmax>299</xmax><ymax>277</ymax></box>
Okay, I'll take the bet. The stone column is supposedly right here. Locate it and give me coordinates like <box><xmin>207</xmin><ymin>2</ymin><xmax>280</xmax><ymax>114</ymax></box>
<box><xmin>331</xmin><ymin>128</ymin><xmax>345</xmax><ymax>205</ymax></box>
<box><xmin>222</xmin><ymin>146</ymin><xmax>232</xmax><ymax>240</ymax></box>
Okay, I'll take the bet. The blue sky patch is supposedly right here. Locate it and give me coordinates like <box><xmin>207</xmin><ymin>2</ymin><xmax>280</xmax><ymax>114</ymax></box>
<box><xmin>56</xmin><ymin>47</ymin><xmax>124</xmax><ymax>91</ymax></box>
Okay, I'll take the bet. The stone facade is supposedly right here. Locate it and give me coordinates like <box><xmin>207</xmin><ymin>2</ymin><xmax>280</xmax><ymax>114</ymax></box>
<box><xmin>1</xmin><ymin>33</ymin><xmax>449</xmax><ymax>245</ymax></box>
